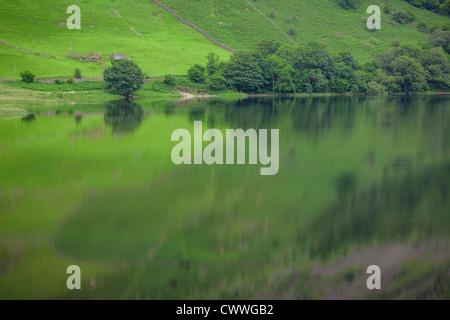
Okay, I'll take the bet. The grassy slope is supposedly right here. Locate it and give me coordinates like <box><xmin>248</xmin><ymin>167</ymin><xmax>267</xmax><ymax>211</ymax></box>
<box><xmin>0</xmin><ymin>1</ymin><xmax>448</xmax><ymax>79</ymax></box>
<box><xmin>0</xmin><ymin>0</ymin><xmax>231</xmax><ymax>79</ymax></box>
<box><xmin>159</xmin><ymin>0</ymin><xmax>450</xmax><ymax>61</ymax></box>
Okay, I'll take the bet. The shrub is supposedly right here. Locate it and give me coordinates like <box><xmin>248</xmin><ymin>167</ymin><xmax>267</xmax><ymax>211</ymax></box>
<box><xmin>74</xmin><ymin>68</ymin><xmax>82</xmax><ymax>79</ymax></box>
<box><xmin>187</xmin><ymin>64</ymin><xmax>207</xmax><ymax>83</ymax></box>
<box><xmin>20</xmin><ymin>71</ymin><xmax>35</xmax><ymax>83</ymax></box>
<box><xmin>163</xmin><ymin>74</ymin><xmax>176</xmax><ymax>86</ymax></box>
<box><xmin>209</xmin><ymin>74</ymin><xmax>227</xmax><ymax>91</ymax></box>
<box><xmin>269</xmin><ymin>11</ymin><xmax>276</xmax><ymax>19</ymax></box>
<box><xmin>67</xmin><ymin>78</ymin><xmax>74</xmax><ymax>84</ymax></box>
<box><xmin>383</xmin><ymin>6</ymin><xmax>392</xmax><ymax>14</ymax></box>
<box><xmin>55</xmin><ymin>79</ymin><xmax>62</xmax><ymax>85</ymax></box>
<box><xmin>393</xmin><ymin>12</ymin><xmax>414</xmax><ymax>24</ymax></box>
<box><xmin>288</xmin><ymin>28</ymin><xmax>297</xmax><ymax>37</ymax></box>
<box><xmin>366</xmin><ymin>81</ymin><xmax>386</xmax><ymax>96</ymax></box>
<box><xmin>339</xmin><ymin>0</ymin><xmax>360</xmax><ymax>10</ymax></box>
<box><xmin>206</xmin><ymin>52</ymin><xmax>220</xmax><ymax>76</ymax></box>
<box><xmin>428</xmin><ymin>30</ymin><xmax>450</xmax><ymax>54</ymax></box>
<box><xmin>391</xmin><ymin>39</ymin><xmax>401</xmax><ymax>47</ymax></box>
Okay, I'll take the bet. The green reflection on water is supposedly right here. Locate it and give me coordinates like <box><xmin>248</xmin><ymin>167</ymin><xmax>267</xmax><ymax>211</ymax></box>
<box><xmin>0</xmin><ymin>96</ymin><xmax>449</xmax><ymax>299</ymax></box>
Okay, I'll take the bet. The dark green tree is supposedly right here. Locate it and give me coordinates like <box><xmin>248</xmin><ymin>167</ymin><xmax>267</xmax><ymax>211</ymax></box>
<box><xmin>255</xmin><ymin>40</ymin><xmax>281</xmax><ymax>58</ymax></box>
<box><xmin>391</xmin><ymin>56</ymin><xmax>428</xmax><ymax>92</ymax></box>
<box><xmin>103</xmin><ymin>60</ymin><xmax>144</xmax><ymax>99</ymax></box>
<box><xmin>392</xmin><ymin>12</ymin><xmax>414</xmax><ymax>24</ymax></box>
<box><xmin>20</xmin><ymin>71</ymin><xmax>35</xmax><ymax>83</ymax></box>
<box><xmin>335</xmin><ymin>52</ymin><xmax>360</xmax><ymax>70</ymax></box>
<box><xmin>265</xmin><ymin>55</ymin><xmax>285</xmax><ymax>92</ymax></box>
<box><xmin>209</xmin><ymin>74</ymin><xmax>228</xmax><ymax>91</ymax></box>
<box><xmin>428</xmin><ymin>30</ymin><xmax>450</xmax><ymax>54</ymax></box>
<box><xmin>223</xmin><ymin>52</ymin><xmax>266</xmax><ymax>92</ymax></box>
<box><xmin>205</xmin><ymin>53</ymin><xmax>220</xmax><ymax>76</ymax></box>
<box><xmin>163</xmin><ymin>74</ymin><xmax>176</xmax><ymax>86</ymax></box>
<box><xmin>306</xmin><ymin>69</ymin><xmax>328</xmax><ymax>93</ymax></box>
<box><xmin>420</xmin><ymin>47</ymin><xmax>450</xmax><ymax>89</ymax></box>
<box><xmin>339</xmin><ymin>0</ymin><xmax>360</xmax><ymax>10</ymax></box>
<box><xmin>74</xmin><ymin>68</ymin><xmax>82</xmax><ymax>79</ymax></box>
<box><xmin>366</xmin><ymin>81</ymin><xmax>386</xmax><ymax>96</ymax></box>
<box><xmin>275</xmin><ymin>65</ymin><xmax>296</xmax><ymax>93</ymax></box>
<box><xmin>188</xmin><ymin>64</ymin><xmax>207</xmax><ymax>83</ymax></box>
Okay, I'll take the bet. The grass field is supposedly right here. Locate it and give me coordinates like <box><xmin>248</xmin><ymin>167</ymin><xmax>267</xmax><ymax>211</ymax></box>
<box><xmin>1</xmin><ymin>1</ymin><xmax>448</xmax><ymax>79</ymax></box>
<box><xmin>158</xmin><ymin>0</ymin><xmax>450</xmax><ymax>61</ymax></box>
<box><xmin>0</xmin><ymin>0</ymin><xmax>231</xmax><ymax>79</ymax></box>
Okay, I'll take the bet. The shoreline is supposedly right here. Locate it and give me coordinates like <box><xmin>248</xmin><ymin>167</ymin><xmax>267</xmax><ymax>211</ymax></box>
<box><xmin>1</xmin><ymin>81</ymin><xmax>449</xmax><ymax>108</ymax></box>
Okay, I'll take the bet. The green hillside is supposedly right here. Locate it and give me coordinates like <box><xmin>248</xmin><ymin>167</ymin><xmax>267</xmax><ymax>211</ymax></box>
<box><xmin>158</xmin><ymin>0</ymin><xmax>449</xmax><ymax>61</ymax></box>
<box><xmin>0</xmin><ymin>0</ymin><xmax>448</xmax><ymax>79</ymax></box>
<box><xmin>0</xmin><ymin>0</ymin><xmax>231</xmax><ymax>79</ymax></box>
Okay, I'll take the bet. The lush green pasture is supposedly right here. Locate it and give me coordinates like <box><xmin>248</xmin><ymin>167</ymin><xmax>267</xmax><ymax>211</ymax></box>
<box><xmin>158</xmin><ymin>0</ymin><xmax>450</xmax><ymax>61</ymax></box>
<box><xmin>0</xmin><ymin>0</ymin><xmax>231</xmax><ymax>79</ymax></box>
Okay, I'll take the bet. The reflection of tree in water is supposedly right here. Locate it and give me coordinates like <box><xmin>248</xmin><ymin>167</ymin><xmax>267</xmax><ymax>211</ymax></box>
<box><xmin>298</xmin><ymin>162</ymin><xmax>450</xmax><ymax>261</ymax></box>
<box><xmin>223</xmin><ymin>98</ymin><xmax>279</xmax><ymax>130</ymax></box>
<box><xmin>21</xmin><ymin>113</ymin><xmax>36</xmax><ymax>122</ymax></box>
<box><xmin>188</xmin><ymin>108</ymin><xmax>206</xmax><ymax>122</ymax></box>
<box><xmin>104</xmin><ymin>100</ymin><xmax>144</xmax><ymax>134</ymax></box>
<box><xmin>291</xmin><ymin>96</ymin><xmax>357</xmax><ymax>133</ymax></box>
<box><xmin>179</xmin><ymin>98</ymin><xmax>280</xmax><ymax>130</ymax></box>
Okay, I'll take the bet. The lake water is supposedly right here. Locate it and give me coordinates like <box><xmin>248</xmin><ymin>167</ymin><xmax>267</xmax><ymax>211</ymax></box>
<box><xmin>0</xmin><ymin>95</ymin><xmax>449</xmax><ymax>299</ymax></box>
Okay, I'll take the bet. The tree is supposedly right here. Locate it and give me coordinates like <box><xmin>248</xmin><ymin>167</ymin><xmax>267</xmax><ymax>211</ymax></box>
<box><xmin>209</xmin><ymin>74</ymin><xmax>227</xmax><ymax>91</ymax></box>
<box><xmin>265</xmin><ymin>55</ymin><xmax>285</xmax><ymax>92</ymax></box>
<box><xmin>74</xmin><ymin>68</ymin><xmax>82</xmax><ymax>79</ymax></box>
<box><xmin>335</xmin><ymin>52</ymin><xmax>360</xmax><ymax>70</ymax></box>
<box><xmin>366</xmin><ymin>81</ymin><xmax>386</xmax><ymax>96</ymax></box>
<box><xmin>428</xmin><ymin>30</ymin><xmax>450</xmax><ymax>54</ymax></box>
<box><xmin>275</xmin><ymin>65</ymin><xmax>296</xmax><ymax>93</ymax></box>
<box><xmin>20</xmin><ymin>71</ymin><xmax>35</xmax><ymax>83</ymax></box>
<box><xmin>394</xmin><ymin>43</ymin><xmax>423</xmax><ymax>60</ymax></box>
<box><xmin>339</xmin><ymin>0</ymin><xmax>360</xmax><ymax>10</ymax></box>
<box><xmin>103</xmin><ymin>60</ymin><xmax>144</xmax><ymax>99</ymax></box>
<box><xmin>391</xmin><ymin>56</ymin><xmax>428</xmax><ymax>92</ymax></box>
<box><xmin>420</xmin><ymin>47</ymin><xmax>450</xmax><ymax>90</ymax></box>
<box><xmin>306</xmin><ymin>69</ymin><xmax>328</xmax><ymax>93</ymax></box>
<box><xmin>163</xmin><ymin>74</ymin><xmax>176</xmax><ymax>86</ymax></box>
<box><xmin>188</xmin><ymin>64</ymin><xmax>207</xmax><ymax>83</ymax></box>
<box><xmin>205</xmin><ymin>52</ymin><xmax>220</xmax><ymax>76</ymax></box>
<box><xmin>255</xmin><ymin>40</ymin><xmax>281</xmax><ymax>58</ymax></box>
<box><xmin>420</xmin><ymin>47</ymin><xmax>450</xmax><ymax>73</ymax></box>
<box><xmin>298</xmin><ymin>43</ymin><xmax>335</xmax><ymax>79</ymax></box>
<box><xmin>223</xmin><ymin>52</ymin><xmax>266</xmax><ymax>92</ymax></box>
<box><xmin>392</xmin><ymin>12</ymin><xmax>414</xmax><ymax>24</ymax></box>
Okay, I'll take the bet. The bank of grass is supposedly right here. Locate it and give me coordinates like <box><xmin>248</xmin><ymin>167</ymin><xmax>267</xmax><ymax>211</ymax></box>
<box><xmin>0</xmin><ymin>82</ymin><xmax>122</xmax><ymax>108</ymax></box>
<box><xmin>0</xmin><ymin>79</ymin><xmax>248</xmax><ymax>117</ymax></box>
<box><xmin>157</xmin><ymin>0</ymin><xmax>450</xmax><ymax>62</ymax></box>
<box><xmin>0</xmin><ymin>77</ymin><xmax>247</xmax><ymax>104</ymax></box>
<box><xmin>0</xmin><ymin>0</ymin><xmax>231</xmax><ymax>79</ymax></box>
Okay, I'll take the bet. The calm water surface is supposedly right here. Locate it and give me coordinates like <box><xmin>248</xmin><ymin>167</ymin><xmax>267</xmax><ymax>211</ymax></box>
<box><xmin>0</xmin><ymin>95</ymin><xmax>449</xmax><ymax>299</ymax></box>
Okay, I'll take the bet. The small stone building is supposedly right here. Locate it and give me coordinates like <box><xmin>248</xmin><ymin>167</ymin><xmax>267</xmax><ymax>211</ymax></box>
<box><xmin>109</xmin><ymin>53</ymin><xmax>130</xmax><ymax>60</ymax></box>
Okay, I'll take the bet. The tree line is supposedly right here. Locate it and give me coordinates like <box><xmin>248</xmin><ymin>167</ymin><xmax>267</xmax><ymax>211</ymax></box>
<box><xmin>184</xmin><ymin>32</ymin><xmax>450</xmax><ymax>95</ymax></box>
